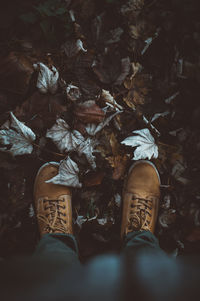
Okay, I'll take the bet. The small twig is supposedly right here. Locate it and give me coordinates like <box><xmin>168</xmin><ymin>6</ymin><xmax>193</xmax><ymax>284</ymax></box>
<box><xmin>157</xmin><ymin>141</ymin><xmax>178</xmax><ymax>150</ymax></box>
<box><xmin>32</xmin><ymin>142</ymin><xmax>65</xmax><ymax>158</ymax></box>
<box><xmin>146</xmin><ymin>0</ymin><xmax>157</xmax><ymax>9</ymax></box>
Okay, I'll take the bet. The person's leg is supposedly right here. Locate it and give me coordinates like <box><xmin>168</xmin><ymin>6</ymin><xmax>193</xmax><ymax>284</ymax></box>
<box><xmin>120</xmin><ymin>161</ymin><xmax>183</xmax><ymax>300</ymax></box>
<box><xmin>33</xmin><ymin>162</ymin><xmax>81</xmax><ymax>268</ymax></box>
<box><xmin>33</xmin><ymin>233</ymin><xmax>80</xmax><ymax>268</ymax></box>
<box><xmin>122</xmin><ymin>230</ymin><xmax>161</xmax><ymax>253</ymax></box>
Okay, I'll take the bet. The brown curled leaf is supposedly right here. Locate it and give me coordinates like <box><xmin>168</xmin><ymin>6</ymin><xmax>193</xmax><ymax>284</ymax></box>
<box><xmin>74</xmin><ymin>100</ymin><xmax>105</xmax><ymax>124</ymax></box>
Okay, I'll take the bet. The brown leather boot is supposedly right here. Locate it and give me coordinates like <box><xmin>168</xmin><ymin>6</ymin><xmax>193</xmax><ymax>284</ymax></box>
<box><xmin>34</xmin><ymin>162</ymin><xmax>73</xmax><ymax>236</ymax></box>
<box><xmin>121</xmin><ymin>160</ymin><xmax>160</xmax><ymax>238</ymax></box>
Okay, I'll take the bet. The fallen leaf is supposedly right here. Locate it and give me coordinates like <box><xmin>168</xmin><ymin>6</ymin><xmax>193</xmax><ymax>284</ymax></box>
<box><xmin>66</xmin><ymin>84</ymin><xmax>81</xmax><ymax>102</ymax></box>
<box><xmin>101</xmin><ymin>89</ymin><xmax>123</xmax><ymax>111</ymax></box>
<box><xmin>159</xmin><ymin>209</ymin><xmax>176</xmax><ymax>228</ymax></box>
<box><xmin>93</xmin><ymin>52</ymin><xmax>130</xmax><ymax>85</ymax></box>
<box><xmin>33</xmin><ymin>62</ymin><xmax>59</xmax><ymax>94</ymax></box>
<box><xmin>76</xmin><ymin>136</ymin><xmax>98</xmax><ymax>169</ymax></box>
<box><xmin>46</xmin><ymin>157</ymin><xmax>82</xmax><ymax>188</ymax></box>
<box><xmin>46</xmin><ymin>119</ymin><xmax>83</xmax><ymax>152</ymax></box>
<box><xmin>85</xmin><ymin>111</ymin><xmax>122</xmax><ymax>136</ymax></box>
<box><xmin>0</xmin><ymin>112</ymin><xmax>36</xmax><ymax>156</ymax></box>
<box><xmin>15</xmin><ymin>92</ymin><xmax>67</xmax><ymax>132</ymax></box>
<box><xmin>114</xmin><ymin>193</ymin><xmax>121</xmax><ymax>207</ymax></box>
<box><xmin>0</xmin><ymin>52</ymin><xmax>34</xmax><ymax>94</ymax></box>
<box><xmin>29</xmin><ymin>204</ymin><xmax>35</xmax><ymax>218</ymax></box>
<box><xmin>61</xmin><ymin>39</ymin><xmax>87</xmax><ymax>58</ymax></box>
<box><xmin>105</xmin><ymin>27</ymin><xmax>124</xmax><ymax>45</ymax></box>
<box><xmin>106</xmin><ymin>154</ymin><xmax>128</xmax><ymax>180</ymax></box>
<box><xmin>46</xmin><ymin>119</ymin><xmax>98</xmax><ymax>168</ymax></box>
<box><xmin>74</xmin><ymin>100</ymin><xmax>105</xmax><ymax>124</ymax></box>
<box><xmin>121</xmin><ymin>0</ymin><xmax>144</xmax><ymax>21</ymax></box>
<box><xmin>84</xmin><ymin>171</ymin><xmax>105</xmax><ymax>187</ymax></box>
<box><xmin>75</xmin><ymin>52</ymin><xmax>101</xmax><ymax>98</ymax></box>
<box><xmin>124</xmin><ymin>72</ymin><xmax>151</xmax><ymax>108</ymax></box>
<box><xmin>74</xmin><ymin>215</ymin><xmax>87</xmax><ymax>228</ymax></box>
<box><xmin>121</xmin><ymin>128</ymin><xmax>158</xmax><ymax>160</ymax></box>
<box><xmin>186</xmin><ymin>227</ymin><xmax>200</xmax><ymax>242</ymax></box>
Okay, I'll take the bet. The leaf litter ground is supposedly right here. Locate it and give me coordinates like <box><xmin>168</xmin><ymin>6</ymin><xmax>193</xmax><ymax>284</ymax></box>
<box><xmin>0</xmin><ymin>0</ymin><xmax>200</xmax><ymax>261</ymax></box>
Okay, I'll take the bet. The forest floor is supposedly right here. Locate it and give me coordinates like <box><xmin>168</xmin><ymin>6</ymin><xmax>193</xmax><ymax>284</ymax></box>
<box><xmin>0</xmin><ymin>0</ymin><xmax>200</xmax><ymax>261</ymax></box>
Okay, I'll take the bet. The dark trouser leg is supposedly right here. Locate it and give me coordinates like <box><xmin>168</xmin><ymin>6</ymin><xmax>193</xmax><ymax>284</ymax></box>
<box><xmin>123</xmin><ymin>230</ymin><xmax>161</xmax><ymax>253</ymax></box>
<box><xmin>33</xmin><ymin>233</ymin><xmax>80</xmax><ymax>268</ymax></box>
<box><xmin>122</xmin><ymin>231</ymin><xmax>181</xmax><ymax>301</ymax></box>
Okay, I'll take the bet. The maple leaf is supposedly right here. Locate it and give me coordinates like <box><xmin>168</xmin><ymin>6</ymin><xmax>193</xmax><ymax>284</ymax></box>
<box><xmin>121</xmin><ymin>128</ymin><xmax>158</xmax><ymax>160</ymax></box>
<box><xmin>0</xmin><ymin>112</ymin><xmax>36</xmax><ymax>156</ymax></box>
<box><xmin>46</xmin><ymin>119</ymin><xmax>82</xmax><ymax>152</ymax></box>
<box><xmin>33</xmin><ymin>62</ymin><xmax>59</xmax><ymax>94</ymax></box>
<box><xmin>46</xmin><ymin>119</ymin><xmax>98</xmax><ymax>168</ymax></box>
<box><xmin>77</xmin><ymin>136</ymin><xmax>98</xmax><ymax>169</ymax></box>
<box><xmin>46</xmin><ymin>157</ymin><xmax>82</xmax><ymax>188</ymax></box>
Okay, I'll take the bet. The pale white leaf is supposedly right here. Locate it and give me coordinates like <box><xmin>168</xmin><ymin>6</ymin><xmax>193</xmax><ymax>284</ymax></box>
<box><xmin>97</xmin><ymin>217</ymin><xmax>108</xmax><ymax>225</ymax></box>
<box><xmin>66</xmin><ymin>84</ymin><xmax>81</xmax><ymax>101</ymax></box>
<box><xmin>77</xmin><ymin>137</ymin><xmax>98</xmax><ymax>169</ymax></box>
<box><xmin>46</xmin><ymin>157</ymin><xmax>82</xmax><ymax>188</ymax></box>
<box><xmin>101</xmin><ymin>89</ymin><xmax>123</xmax><ymax>111</ymax></box>
<box><xmin>121</xmin><ymin>128</ymin><xmax>158</xmax><ymax>160</ymax></box>
<box><xmin>46</xmin><ymin>119</ymin><xmax>97</xmax><ymax>168</ymax></box>
<box><xmin>114</xmin><ymin>193</ymin><xmax>121</xmax><ymax>207</ymax></box>
<box><xmin>0</xmin><ymin>112</ymin><xmax>36</xmax><ymax>156</ymax></box>
<box><xmin>76</xmin><ymin>39</ymin><xmax>87</xmax><ymax>52</ymax></box>
<box><xmin>33</xmin><ymin>62</ymin><xmax>59</xmax><ymax>94</ymax></box>
<box><xmin>46</xmin><ymin>119</ymin><xmax>80</xmax><ymax>152</ymax></box>
<box><xmin>165</xmin><ymin>91</ymin><xmax>180</xmax><ymax>104</ymax></box>
<box><xmin>29</xmin><ymin>204</ymin><xmax>35</xmax><ymax>218</ymax></box>
<box><xmin>74</xmin><ymin>215</ymin><xmax>87</xmax><ymax>228</ymax></box>
<box><xmin>151</xmin><ymin>111</ymin><xmax>170</xmax><ymax>123</ymax></box>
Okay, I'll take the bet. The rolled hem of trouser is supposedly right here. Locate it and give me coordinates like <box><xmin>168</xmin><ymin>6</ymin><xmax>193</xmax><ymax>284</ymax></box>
<box><xmin>34</xmin><ymin>233</ymin><xmax>79</xmax><ymax>257</ymax></box>
<box><xmin>123</xmin><ymin>230</ymin><xmax>161</xmax><ymax>252</ymax></box>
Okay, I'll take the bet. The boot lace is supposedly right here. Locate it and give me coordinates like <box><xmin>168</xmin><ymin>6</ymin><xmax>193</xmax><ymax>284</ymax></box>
<box><xmin>128</xmin><ymin>196</ymin><xmax>153</xmax><ymax>232</ymax></box>
<box><xmin>37</xmin><ymin>199</ymin><xmax>68</xmax><ymax>233</ymax></box>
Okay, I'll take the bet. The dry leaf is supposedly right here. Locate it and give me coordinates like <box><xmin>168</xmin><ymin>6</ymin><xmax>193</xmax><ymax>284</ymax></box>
<box><xmin>46</xmin><ymin>157</ymin><xmax>82</xmax><ymax>188</ymax></box>
<box><xmin>101</xmin><ymin>89</ymin><xmax>123</xmax><ymax>111</ymax></box>
<box><xmin>159</xmin><ymin>209</ymin><xmax>176</xmax><ymax>228</ymax></box>
<box><xmin>74</xmin><ymin>100</ymin><xmax>105</xmax><ymax>124</ymax></box>
<box><xmin>0</xmin><ymin>52</ymin><xmax>34</xmax><ymax>94</ymax></box>
<box><xmin>33</xmin><ymin>62</ymin><xmax>59</xmax><ymax>94</ymax></box>
<box><xmin>76</xmin><ymin>136</ymin><xmax>98</xmax><ymax>169</ymax></box>
<box><xmin>0</xmin><ymin>112</ymin><xmax>36</xmax><ymax>156</ymax></box>
<box><xmin>15</xmin><ymin>92</ymin><xmax>67</xmax><ymax>132</ymax></box>
<box><xmin>93</xmin><ymin>53</ymin><xmax>130</xmax><ymax>85</ymax></box>
<box><xmin>124</xmin><ymin>72</ymin><xmax>151</xmax><ymax>108</ymax></box>
<box><xmin>66</xmin><ymin>84</ymin><xmax>81</xmax><ymax>102</ymax></box>
<box><xmin>105</xmin><ymin>28</ymin><xmax>124</xmax><ymax>45</ymax></box>
<box><xmin>46</xmin><ymin>119</ymin><xmax>81</xmax><ymax>152</ymax></box>
<box><xmin>121</xmin><ymin>0</ymin><xmax>144</xmax><ymax>21</ymax></box>
<box><xmin>62</xmin><ymin>39</ymin><xmax>87</xmax><ymax>57</ymax></box>
<box><xmin>84</xmin><ymin>171</ymin><xmax>105</xmax><ymax>187</ymax></box>
<box><xmin>121</xmin><ymin>128</ymin><xmax>158</xmax><ymax>160</ymax></box>
<box><xmin>106</xmin><ymin>155</ymin><xmax>128</xmax><ymax>180</ymax></box>
<box><xmin>75</xmin><ymin>215</ymin><xmax>87</xmax><ymax>228</ymax></box>
<box><xmin>85</xmin><ymin>111</ymin><xmax>122</xmax><ymax>136</ymax></box>
<box><xmin>46</xmin><ymin>119</ymin><xmax>98</xmax><ymax>168</ymax></box>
